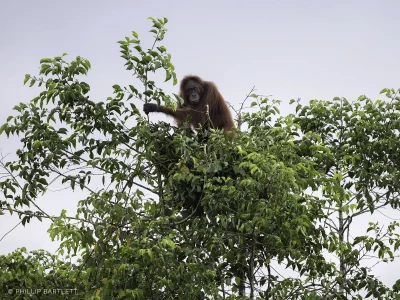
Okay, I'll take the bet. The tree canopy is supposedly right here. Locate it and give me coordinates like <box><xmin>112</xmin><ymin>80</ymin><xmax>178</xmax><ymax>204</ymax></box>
<box><xmin>1</xmin><ymin>17</ymin><xmax>400</xmax><ymax>300</ymax></box>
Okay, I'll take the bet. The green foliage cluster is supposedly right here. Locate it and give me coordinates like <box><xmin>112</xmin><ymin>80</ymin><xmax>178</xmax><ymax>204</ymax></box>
<box><xmin>1</xmin><ymin>17</ymin><xmax>400</xmax><ymax>299</ymax></box>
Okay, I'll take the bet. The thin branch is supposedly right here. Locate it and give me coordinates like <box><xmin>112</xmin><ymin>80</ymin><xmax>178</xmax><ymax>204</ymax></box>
<box><xmin>0</xmin><ymin>220</ymin><xmax>22</xmax><ymax>242</ymax></box>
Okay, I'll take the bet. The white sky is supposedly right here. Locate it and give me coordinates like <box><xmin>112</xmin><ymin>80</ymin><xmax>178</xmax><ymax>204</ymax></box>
<box><xmin>1</xmin><ymin>0</ymin><xmax>400</xmax><ymax>289</ymax></box>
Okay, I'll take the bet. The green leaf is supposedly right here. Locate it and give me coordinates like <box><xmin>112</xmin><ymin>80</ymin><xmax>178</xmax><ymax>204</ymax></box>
<box><xmin>129</xmin><ymin>85</ymin><xmax>138</xmax><ymax>94</ymax></box>
<box><xmin>29</xmin><ymin>78</ymin><xmax>36</xmax><ymax>87</ymax></box>
<box><xmin>153</xmin><ymin>22</ymin><xmax>161</xmax><ymax>29</ymax></box>
<box><xmin>40</xmin><ymin>58</ymin><xmax>52</xmax><ymax>63</ymax></box>
<box><xmin>143</xmin><ymin>56</ymin><xmax>152</xmax><ymax>63</ymax></box>
<box><xmin>154</xmin><ymin>61</ymin><xmax>162</xmax><ymax>69</ymax></box>
<box><xmin>131</xmin><ymin>56</ymin><xmax>140</xmax><ymax>63</ymax></box>
<box><xmin>0</xmin><ymin>124</ymin><xmax>7</xmax><ymax>135</ymax></box>
<box><xmin>173</xmin><ymin>93</ymin><xmax>184</xmax><ymax>105</ymax></box>
<box><xmin>157</xmin><ymin>46</ymin><xmax>166</xmax><ymax>53</ymax></box>
<box><xmin>149</xmin><ymin>50</ymin><xmax>158</xmax><ymax>57</ymax></box>
<box><xmin>38</xmin><ymin>178</ymin><xmax>48</xmax><ymax>185</ymax></box>
<box><xmin>235</xmin><ymin>277</ymin><xmax>241</xmax><ymax>286</ymax></box>
<box><xmin>60</xmin><ymin>159</ymin><xmax>67</xmax><ymax>168</ymax></box>
<box><xmin>23</xmin><ymin>74</ymin><xmax>31</xmax><ymax>85</ymax></box>
<box><xmin>165</xmin><ymin>70</ymin><xmax>172</xmax><ymax>82</ymax></box>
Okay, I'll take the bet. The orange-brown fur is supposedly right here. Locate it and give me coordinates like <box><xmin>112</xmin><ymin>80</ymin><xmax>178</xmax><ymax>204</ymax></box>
<box><xmin>145</xmin><ymin>75</ymin><xmax>234</xmax><ymax>132</ymax></box>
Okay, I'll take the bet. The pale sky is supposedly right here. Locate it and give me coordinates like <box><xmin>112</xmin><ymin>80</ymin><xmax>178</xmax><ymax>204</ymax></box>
<box><xmin>1</xmin><ymin>0</ymin><xmax>400</xmax><ymax>289</ymax></box>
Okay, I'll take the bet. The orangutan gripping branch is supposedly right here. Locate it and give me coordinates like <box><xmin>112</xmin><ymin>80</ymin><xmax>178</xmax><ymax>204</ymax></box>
<box><xmin>143</xmin><ymin>75</ymin><xmax>235</xmax><ymax>132</ymax></box>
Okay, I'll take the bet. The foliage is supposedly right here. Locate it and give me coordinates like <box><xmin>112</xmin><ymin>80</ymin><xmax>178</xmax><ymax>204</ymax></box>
<box><xmin>0</xmin><ymin>248</ymin><xmax>82</xmax><ymax>299</ymax></box>
<box><xmin>1</xmin><ymin>17</ymin><xmax>400</xmax><ymax>299</ymax></box>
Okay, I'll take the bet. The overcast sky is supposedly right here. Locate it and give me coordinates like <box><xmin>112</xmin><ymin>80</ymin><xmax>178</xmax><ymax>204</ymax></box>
<box><xmin>1</xmin><ymin>0</ymin><xmax>400</xmax><ymax>288</ymax></box>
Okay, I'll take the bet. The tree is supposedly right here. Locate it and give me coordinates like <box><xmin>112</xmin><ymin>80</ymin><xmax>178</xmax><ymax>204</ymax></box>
<box><xmin>0</xmin><ymin>248</ymin><xmax>81</xmax><ymax>299</ymax></box>
<box><xmin>0</xmin><ymin>17</ymin><xmax>400</xmax><ymax>299</ymax></box>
